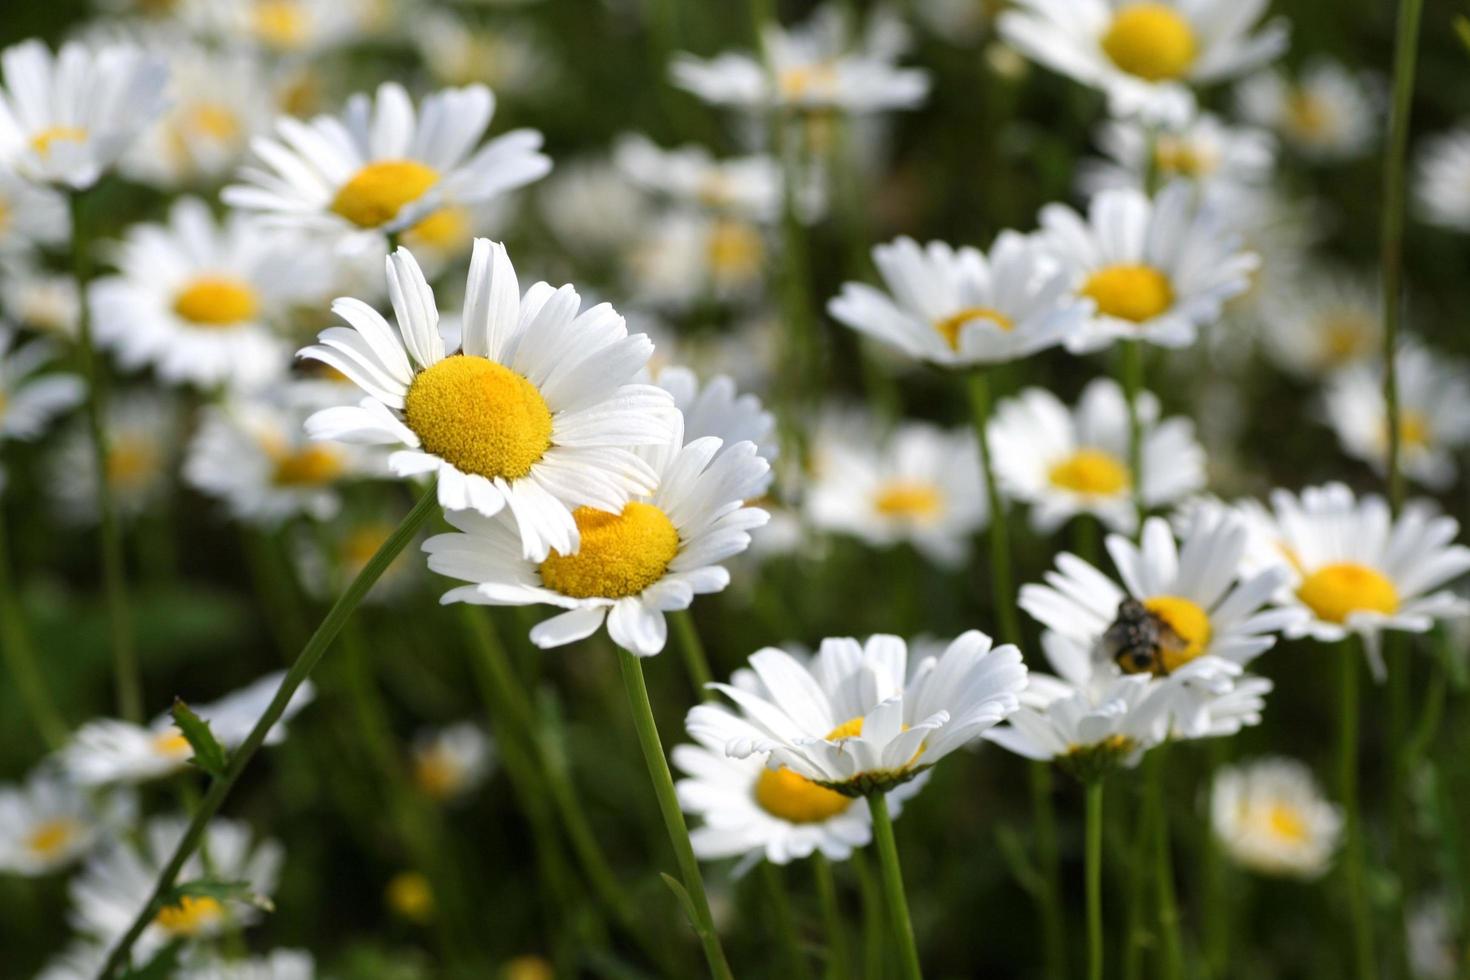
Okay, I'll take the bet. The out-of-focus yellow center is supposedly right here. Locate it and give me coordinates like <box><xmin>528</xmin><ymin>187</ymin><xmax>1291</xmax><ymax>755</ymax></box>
<box><xmin>1154</xmin><ymin>136</ymin><xmax>1216</xmax><ymax>178</ymax></box>
<box><xmin>173</xmin><ymin>277</ymin><xmax>260</xmax><ymax>327</ymax></box>
<box><xmin>1100</xmin><ymin>4</ymin><xmax>1198</xmax><ymax>82</ymax></box>
<box><xmin>502</xmin><ymin>956</ymin><xmax>556</xmax><ymax>980</ymax></box>
<box><xmin>413</xmin><ymin>749</ymin><xmax>462</xmax><ymax>801</ymax></box>
<box><xmin>1263</xmin><ymin>802</ymin><xmax>1309</xmax><ymax>843</ymax></box>
<box><xmin>153</xmin><ymin>729</ymin><xmax>193</xmax><ymax>757</ymax></box>
<box><xmin>539</xmin><ymin>503</ymin><xmax>680</xmax><ymax>599</ymax></box>
<box><xmin>252</xmin><ymin>0</ymin><xmax>310</xmax><ymax>49</ymax></box>
<box><xmin>0</xmin><ymin>200</ymin><xmax>12</xmax><ymax>236</ymax></box>
<box><xmin>1048</xmin><ymin>449</ymin><xmax>1130</xmax><ymax>496</ymax></box>
<box><xmin>706</xmin><ymin>219</ymin><xmax>764</xmax><ymax>281</ymax></box>
<box><xmin>1318</xmin><ymin>311</ymin><xmax>1373</xmax><ymax>366</ymax></box>
<box><xmin>30</xmin><ymin>126</ymin><xmax>88</xmax><ymax>158</ymax></box>
<box><xmin>182</xmin><ymin>103</ymin><xmax>241</xmax><ymax>142</ymax></box>
<box><xmin>1143</xmin><ymin>595</ymin><xmax>1212</xmax><ymax>671</ymax></box>
<box><xmin>779</xmin><ymin>62</ymin><xmax>838</xmax><ymax>100</ymax></box>
<box><xmin>826</xmin><ymin>716</ymin><xmax>865</xmax><ymax>740</ymax></box>
<box><xmin>404</xmin><ymin>206</ymin><xmax>472</xmax><ymax>253</ymax></box>
<box><xmin>155</xmin><ymin>895</ymin><xmax>225</xmax><ymax>936</ymax></box>
<box><xmin>27</xmin><ymin>818</ymin><xmax>80</xmax><ymax>858</ymax></box>
<box><xmin>754</xmin><ymin>766</ymin><xmax>854</xmax><ymax>823</ymax></box>
<box><xmin>271</xmin><ymin>444</ymin><xmax>345</xmax><ymax>487</ymax></box>
<box><xmin>107</xmin><ymin>439</ymin><xmax>160</xmax><ymax>489</ymax></box>
<box><xmin>341</xmin><ymin>523</ymin><xmax>393</xmax><ymax>569</ymax></box>
<box><xmin>1286</xmin><ymin>92</ymin><xmax>1330</xmax><ymax>140</ymax></box>
<box><xmin>1392</xmin><ymin>411</ymin><xmax>1431</xmax><ymax>451</ymax></box>
<box><xmin>1296</xmin><ymin>562</ymin><xmax>1399</xmax><ymax>624</ymax></box>
<box><xmin>386</xmin><ymin>871</ymin><xmax>435</xmax><ymax>923</ymax></box>
<box><xmin>873</xmin><ymin>482</ymin><xmax>943</xmax><ymax>521</ymax></box>
<box><xmin>1081</xmin><ymin>264</ymin><xmax>1175</xmax><ymax>323</ymax></box>
<box><xmin>330</xmin><ymin>160</ymin><xmax>440</xmax><ymax>229</ymax></box>
<box><xmin>933</xmin><ymin>306</ymin><xmax>1014</xmax><ymax>350</ymax></box>
<box><xmin>402</xmin><ymin>355</ymin><xmax>554</xmax><ymax>481</ymax></box>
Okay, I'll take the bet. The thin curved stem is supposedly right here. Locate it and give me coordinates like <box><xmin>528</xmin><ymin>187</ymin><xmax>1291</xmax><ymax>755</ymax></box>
<box><xmin>1119</xmin><ymin>340</ymin><xmax>1146</xmax><ymax>529</ymax></box>
<box><xmin>1147</xmin><ymin>745</ymin><xmax>1183</xmax><ymax>980</ymax></box>
<box><xmin>866</xmin><ymin>793</ymin><xmax>923</xmax><ymax>980</ymax></box>
<box><xmin>95</xmin><ymin>481</ymin><xmax>441</xmax><ymax>979</ymax></box>
<box><xmin>0</xmin><ymin>504</ymin><xmax>67</xmax><ymax>747</ymax></box>
<box><xmin>964</xmin><ymin>369</ymin><xmax>1021</xmax><ymax>645</ymax></box>
<box><xmin>672</xmin><ymin>609</ymin><xmax>715</xmax><ymax>701</ymax></box>
<box><xmin>70</xmin><ymin>189</ymin><xmax>141</xmax><ymax>723</ymax></box>
<box><xmin>615</xmin><ymin>645</ymin><xmax>734</xmax><ymax>980</ymax></box>
<box><xmin>1086</xmin><ymin>779</ymin><xmax>1105</xmax><ymax>980</ymax></box>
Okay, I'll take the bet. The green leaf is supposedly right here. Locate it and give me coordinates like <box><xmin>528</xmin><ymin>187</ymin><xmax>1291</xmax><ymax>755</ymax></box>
<box><xmin>170</xmin><ymin>699</ymin><xmax>229</xmax><ymax>779</ymax></box>
<box><xmin>658</xmin><ymin>872</ymin><xmax>701</xmax><ymax>933</ymax></box>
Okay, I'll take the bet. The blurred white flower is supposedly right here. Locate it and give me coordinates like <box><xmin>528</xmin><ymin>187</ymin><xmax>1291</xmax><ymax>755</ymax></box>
<box><xmin>415</xmin><ymin>11</ymin><xmax>553</xmax><ymax>95</ymax></box>
<box><xmin>626</xmin><ymin>210</ymin><xmax>768</xmax><ymax>309</ymax></box>
<box><xmin>1211</xmin><ymin>757</ymin><xmax>1341</xmax><ymax>879</ymax></box>
<box><xmin>1415</xmin><ymin>125</ymin><xmax>1470</xmax><ymax>234</ymax></box>
<box><xmin>1258</xmin><ymin>269</ymin><xmax>1381</xmax><ymax>379</ymax></box>
<box><xmin>614</xmin><ymin>134</ymin><xmax>781</xmax><ymax>221</ymax></box>
<box><xmin>1236</xmin><ymin>58</ymin><xmax>1379</xmax><ymax>162</ymax></box>
<box><xmin>411</xmin><ymin>722</ymin><xmax>495</xmax><ymax>803</ymax></box>
<box><xmin>0</xmin><ymin>168</ymin><xmax>66</xmax><ymax>257</ymax></box>
<box><xmin>0</xmin><ymin>770</ymin><xmax>134</xmax><ymax>876</ymax></box>
<box><xmin>0</xmin><ymin>327</ymin><xmax>84</xmax><ymax>445</ymax></box>
<box><xmin>51</xmin><ymin>392</ymin><xmax>176</xmax><ymax>525</ymax></box>
<box><xmin>1079</xmin><ymin>112</ymin><xmax>1275</xmax><ymax>200</ymax></box>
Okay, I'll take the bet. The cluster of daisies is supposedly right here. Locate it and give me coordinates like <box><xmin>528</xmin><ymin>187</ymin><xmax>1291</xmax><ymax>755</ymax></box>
<box><xmin>0</xmin><ymin>0</ymin><xmax>1468</xmax><ymax>976</ymax></box>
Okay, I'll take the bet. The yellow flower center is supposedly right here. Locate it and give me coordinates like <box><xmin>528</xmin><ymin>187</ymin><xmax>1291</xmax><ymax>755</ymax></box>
<box><xmin>539</xmin><ymin>503</ymin><xmax>681</xmax><ymax>599</ymax></box>
<box><xmin>1296</xmin><ymin>562</ymin><xmax>1399</xmax><ymax>624</ymax></box>
<box><xmin>182</xmin><ymin>103</ymin><xmax>241</xmax><ymax>142</ymax></box>
<box><xmin>30</xmin><ymin>126</ymin><xmax>88</xmax><ymax>158</ymax></box>
<box><xmin>826</xmin><ymin>716</ymin><xmax>866</xmax><ymax>740</ymax></box>
<box><xmin>402</xmin><ymin>355</ymin><xmax>554</xmax><ymax>481</ymax></box>
<box><xmin>1154</xmin><ymin>136</ymin><xmax>1216</xmax><ymax>178</ymax></box>
<box><xmin>155</xmin><ymin>895</ymin><xmax>225</xmax><ymax>936</ymax></box>
<box><xmin>271</xmin><ymin>444</ymin><xmax>345</xmax><ymax>487</ymax></box>
<box><xmin>1286</xmin><ymin>91</ymin><xmax>1330</xmax><ymax>140</ymax></box>
<box><xmin>1081</xmin><ymin>264</ymin><xmax>1175</xmax><ymax>323</ymax></box>
<box><xmin>330</xmin><ymin>160</ymin><xmax>440</xmax><ymax>229</ymax></box>
<box><xmin>172</xmin><ymin>276</ymin><xmax>260</xmax><ymax>327</ymax></box>
<box><xmin>0</xmin><ymin>200</ymin><xmax>12</xmax><ymax>236</ymax></box>
<box><xmin>404</xmin><ymin>206</ymin><xmax>472</xmax><ymax>253</ymax></box>
<box><xmin>1390</xmin><ymin>410</ymin><xmax>1431</xmax><ymax>451</ymax></box>
<box><xmin>873</xmin><ymin>482</ymin><xmax>944</xmax><ymax>521</ymax></box>
<box><xmin>1263</xmin><ymin>802</ymin><xmax>1309</xmax><ymax>843</ymax></box>
<box><xmin>107</xmin><ymin>439</ymin><xmax>160</xmax><ymax>489</ymax></box>
<box><xmin>386</xmin><ymin>871</ymin><xmax>435</xmax><ymax>923</ymax></box>
<box><xmin>1048</xmin><ymin>449</ymin><xmax>1131</xmax><ymax>496</ymax></box>
<box><xmin>1142</xmin><ymin>595</ymin><xmax>1213</xmax><ymax>672</ymax></box>
<box><xmin>779</xmin><ymin>62</ymin><xmax>838</xmax><ymax>99</ymax></box>
<box><xmin>1318</xmin><ymin>311</ymin><xmax>1373</xmax><ymax>366</ymax></box>
<box><xmin>503</xmin><ymin>956</ymin><xmax>556</xmax><ymax>980</ymax></box>
<box><xmin>152</xmin><ymin>729</ymin><xmax>193</xmax><ymax>758</ymax></box>
<box><xmin>413</xmin><ymin>749</ymin><xmax>461</xmax><ymax>801</ymax></box>
<box><xmin>252</xmin><ymin>0</ymin><xmax>310</xmax><ymax>49</ymax></box>
<box><xmin>1100</xmin><ymin>4</ymin><xmax>1198</xmax><ymax>82</ymax></box>
<box><xmin>27</xmin><ymin>818</ymin><xmax>80</xmax><ymax>858</ymax></box>
<box><xmin>706</xmin><ymin>219</ymin><xmax>764</xmax><ymax>281</ymax></box>
<box><xmin>933</xmin><ymin>306</ymin><xmax>1014</xmax><ymax>350</ymax></box>
<box><xmin>754</xmin><ymin>766</ymin><xmax>855</xmax><ymax>823</ymax></box>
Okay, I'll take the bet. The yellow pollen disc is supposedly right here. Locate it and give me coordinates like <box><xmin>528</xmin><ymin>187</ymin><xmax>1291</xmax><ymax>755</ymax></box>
<box><xmin>1393</xmin><ymin>411</ymin><xmax>1431</xmax><ymax>451</ymax></box>
<box><xmin>386</xmin><ymin>871</ymin><xmax>435</xmax><ymax>923</ymax></box>
<box><xmin>503</xmin><ymin>957</ymin><xmax>555</xmax><ymax>980</ymax></box>
<box><xmin>1286</xmin><ymin>92</ymin><xmax>1330</xmax><ymax>140</ymax></box>
<box><xmin>272</xmin><ymin>444</ymin><xmax>345</xmax><ymax>487</ymax></box>
<box><xmin>1319</xmin><ymin>312</ymin><xmax>1373</xmax><ymax>366</ymax></box>
<box><xmin>539</xmin><ymin>503</ymin><xmax>680</xmax><ymax>600</ymax></box>
<box><xmin>405</xmin><ymin>207</ymin><xmax>472</xmax><ymax>252</ymax></box>
<box><xmin>413</xmin><ymin>750</ymin><xmax>461</xmax><ymax>800</ymax></box>
<box><xmin>183</xmin><ymin>103</ymin><xmax>241</xmax><ymax>141</ymax></box>
<box><xmin>1081</xmin><ymin>264</ymin><xmax>1175</xmax><ymax>323</ymax></box>
<box><xmin>1100</xmin><ymin>4</ymin><xmax>1198</xmax><ymax>82</ymax></box>
<box><xmin>252</xmin><ymin>0</ymin><xmax>309</xmax><ymax>49</ymax></box>
<box><xmin>172</xmin><ymin>276</ymin><xmax>260</xmax><ymax>327</ymax></box>
<box><xmin>1142</xmin><ymin>595</ymin><xmax>1213</xmax><ymax>672</ymax></box>
<box><xmin>402</xmin><ymin>355</ymin><xmax>554</xmax><ymax>481</ymax></box>
<box><xmin>706</xmin><ymin>219</ymin><xmax>764</xmax><ymax>280</ymax></box>
<box><xmin>155</xmin><ymin>895</ymin><xmax>224</xmax><ymax>936</ymax></box>
<box><xmin>826</xmin><ymin>716</ymin><xmax>865</xmax><ymax>740</ymax></box>
<box><xmin>30</xmin><ymin>126</ymin><xmax>88</xmax><ymax>158</ymax></box>
<box><xmin>107</xmin><ymin>440</ymin><xmax>160</xmax><ymax>489</ymax></box>
<box><xmin>1154</xmin><ymin>136</ymin><xmax>1215</xmax><ymax>178</ymax></box>
<box><xmin>779</xmin><ymin>62</ymin><xmax>838</xmax><ymax>99</ymax></box>
<box><xmin>754</xmin><ymin>766</ymin><xmax>854</xmax><ymax>824</ymax></box>
<box><xmin>27</xmin><ymin>818</ymin><xmax>79</xmax><ymax>857</ymax></box>
<box><xmin>330</xmin><ymin>160</ymin><xmax>440</xmax><ymax>229</ymax></box>
<box><xmin>1296</xmin><ymin>562</ymin><xmax>1399</xmax><ymax>624</ymax></box>
<box><xmin>1264</xmin><ymin>802</ymin><xmax>1309</xmax><ymax>843</ymax></box>
<box><xmin>153</xmin><ymin>730</ymin><xmax>193</xmax><ymax>757</ymax></box>
<box><xmin>933</xmin><ymin>306</ymin><xmax>1014</xmax><ymax>350</ymax></box>
<box><xmin>1048</xmin><ymin>449</ymin><xmax>1130</xmax><ymax>496</ymax></box>
<box><xmin>873</xmin><ymin>482</ymin><xmax>944</xmax><ymax>521</ymax></box>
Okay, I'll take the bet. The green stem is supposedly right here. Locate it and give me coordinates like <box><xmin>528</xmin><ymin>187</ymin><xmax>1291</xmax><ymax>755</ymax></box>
<box><xmin>763</xmin><ymin>862</ymin><xmax>811</xmax><ymax>980</ymax></box>
<box><xmin>1379</xmin><ymin>0</ymin><xmax>1423</xmax><ymax>517</ymax></box>
<box><xmin>1201</xmin><ymin>739</ymin><xmax>1230</xmax><ymax>978</ymax></box>
<box><xmin>1339</xmin><ymin>640</ymin><xmax>1376</xmax><ymax>980</ymax></box>
<box><xmin>0</xmin><ymin>504</ymin><xmax>67</xmax><ymax>747</ymax></box>
<box><xmin>615</xmin><ymin>645</ymin><xmax>734</xmax><ymax>980</ymax></box>
<box><xmin>866</xmin><ymin>793</ymin><xmax>923</xmax><ymax>980</ymax></box>
<box><xmin>1146</xmin><ymin>745</ymin><xmax>1183</xmax><ymax>980</ymax></box>
<box><xmin>95</xmin><ymin>482</ymin><xmax>441</xmax><ymax>979</ymax></box>
<box><xmin>672</xmin><ymin>609</ymin><xmax>715</xmax><ymax>700</ymax></box>
<box><xmin>70</xmin><ymin>189</ymin><xmax>141</xmax><ymax>724</ymax></box>
<box><xmin>811</xmin><ymin>853</ymin><xmax>850</xmax><ymax>980</ymax></box>
<box><xmin>1119</xmin><ymin>340</ymin><xmax>1146</xmax><ymax>528</ymax></box>
<box><xmin>1122</xmin><ymin>774</ymin><xmax>1151</xmax><ymax>980</ymax></box>
<box><xmin>1028</xmin><ymin>760</ymin><xmax>1066</xmax><ymax>980</ymax></box>
<box><xmin>1086</xmin><ymin>779</ymin><xmax>1105</xmax><ymax>980</ymax></box>
<box><xmin>964</xmin><ymin>369</ymin><xmax>1021</xmax><ymax>646</ymax></box>
<box><xmin>850</xmin><ymin>849</ymin><xmax>887</xmax><ymax>980</ymax></box>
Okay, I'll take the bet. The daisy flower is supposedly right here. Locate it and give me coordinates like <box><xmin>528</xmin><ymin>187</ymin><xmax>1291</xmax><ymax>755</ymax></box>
<box><xmin>675</xmin><ymin>652</ymin><xmax>926</xmax><ymax>869</ymax></box>
<box><xmin>1324</xmin><ymin>342</ymin><xmax>1470</xmax><ymax>491</ymax></box>
<box><xmin>1019</xmin><ymin>512</ymin><xmax>1299</xmax><ymax>730</ymax></box>
<box><xmin>0</xmin><ymin>259</ymin><xmax>79</xmax><ymax>337</ymax></box>
<box><xmin>425</xmin><ymin>417</ymin><xmax>770</xmax><ymax>656</ymax></box>
<box><xmin>191</xmin><ymin>0</ymin><xmax>372</xmax><ymax>55</ymax></box>
<box><xmin>614</xmin><ymin>134</ymin><xmax>780</xmax><ymax>221</ymax></box>
<box><xmin>1415</xmin><ymin>125</ymin><xmax>1470</xmax><ymax>233</ymax></box>
<box><xmin>627</xmin><ymin>210</ymin><xmax>768</xmax><ymax>309</ymax></box>
<box><xmin>411</xmin><ymin>722</ymin><xmax>495</xmax><ymax>803</ymax></box>
<box><xmin>90</xmin><ymin>198</ymin><xmax>331</xmax><ymax>391</ymax></box>
<box><xmin>223</xmin><ymin>81</ymin><xmax>550</xmax><ymax>244</ymax></box>
<box><xmin>689</xmin><ymin>632</ymin><xmax>1026</xmax><ymax>796</ymax></box>
<box><xmin>651</xmin><ymin>364</ymin><xmax>778</xmax><ymax>496</ymax></box>
<box><xmin>1257</xmin><ymin>269</ymin><xmax>1381</xmax><ymax>379</ymax></box>
<box><xmin>1078</xmin><ymin>112</ymin><xmax>1276</xmax><ymax>200</ymax></box>
<box><xmin>671</xmin><ymin>5</ymin><xmax>930</xmax><ymax>115</ymax></box>
<box><xmin>60</xmin><ymin>671</ymin><xmax>316</xmax><ymax>786</ymax></box>
<box><xmin>0</xmin><ymin>327</ymin><xmax>85</xmax><ymax>445</ymax></box>
<box><xmin>415</xmin><ymin>11</ymin><xmax>552</xmax><ymax>95</ymax></box>
<box><xmin>0</xmin><ymin>770</ymin><xmax>134</xmax><ymax>876</ymax></box>
<box><xmin>1211</xmin><ymin>756</ymin><xmax>1341</xmax><ymax>879</ymax></box>
<box><xmin>805</xmin><ymin>420</ymin><xmax>986</xmax><ymax>568</ymax></box>
<box><xmin>1037</xmin><ymin>182</ymin><xmax>1257</xmax><ymax>351</ymax></box>
<box><xmin>827</xmin><ymin>233</ymin><xmax>1089</xmax><ymax>367</ymax></box>
<box><xmin>68</xmin><ymin>815</ymin><xmax>282</xmax><ymax>961</ymax></box>
<box><xmin>999</xmin><ymin>0</ymin><xmax>1287</xmax><ymax>123</ymax></box>
<box><xmin>1235</xmin><ymin>58</ymin><xmax>1379</xmax><ymax>163</ymax></box>
<box><xmin>0</xmin><ymin>168</ymin><xmax>66</xmax><ymax>257</ymax></box>
<box><xmin>987</xmin><ymin>378</ymin><xmax>1205</xmax><ymax>534</ymax></box>
<box><xmin>291</xmin><ymin>509</ymin><xmax>420</xmax><ymax>603</ymax></box>
<box><xmin>0</xmin><ymin>39</ymin><xmax>169</xmax><ymax>190</ymax></box>
<box><xmin>299</xmin><ymin>240</ymin><xmax>677</xmax><ymax>561</ymax></box>
<box><xmin>539</xmin><ymin>156</ymin><xmax>650</xmax><ymax>265</ymax></box>
<box><xmin>184</xmin><ymin>387</ymin><xmax>377</xmax><ymax>528</ymax></box>
<box><xmin>51</xmin><ymin>393</ymin><xmax>176</xmax><ymax>525</ymax></box>
<box><xmin>1241</xmin><ymin>483</ymin><xmax>1470</xmax><ymax>674</ymax></box>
